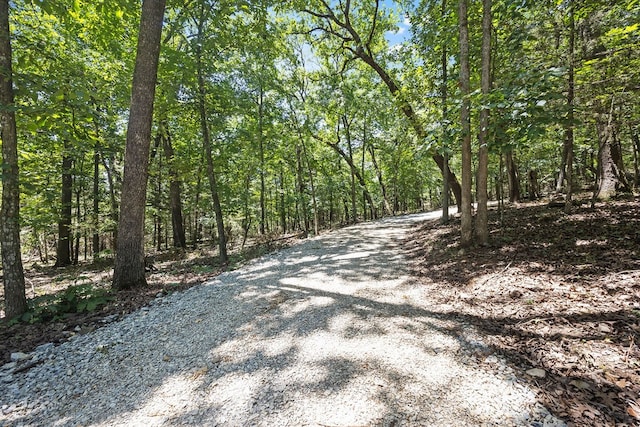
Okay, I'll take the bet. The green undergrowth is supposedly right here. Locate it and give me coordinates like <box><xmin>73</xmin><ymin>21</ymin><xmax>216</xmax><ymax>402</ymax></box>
<box><xmin>14</xmin><ymin>280</ymin><xmax>112</xmax><ymax>325</ymax></box>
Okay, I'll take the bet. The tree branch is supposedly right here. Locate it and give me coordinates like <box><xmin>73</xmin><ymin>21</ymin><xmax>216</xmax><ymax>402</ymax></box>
<box><xmin>366</xmin><ymin>0</ymin><xmax>380</xmax><ymax>49</ymax></box>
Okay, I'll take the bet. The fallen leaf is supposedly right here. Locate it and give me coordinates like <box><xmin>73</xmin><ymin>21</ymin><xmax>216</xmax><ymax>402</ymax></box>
<box><xmin>191</xmin><ymin>367</ymin><xmax>208</xmax><ymax>380</ymax></box>
<box><xmin>526</xmin><ymin>368</ymin><xmax>546</xmax><ymax>378</ymax></box>
<box><xmin>615</xmin><ymin>379</ymin><xmax>627</xmax><ymax>388</ymax></box>
<box><xmin>598</xmin><ymin>323</ymin><xmax>613</xmax><ymax>333</ymax></box>
<box><xmin>628</xmin><ymin>401</ymin><xmax>640</xmax><ymax>419</ymax></box>
<box><xmin>569</xmin><ymin>379</ymin><xmax>591</xmax><ymax>390</ymax></box>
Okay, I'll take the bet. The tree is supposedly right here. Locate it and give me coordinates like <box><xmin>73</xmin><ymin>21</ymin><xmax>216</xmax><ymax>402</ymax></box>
<box><xmin>564</xmin><ymin>0</ymin><xmax>575</xmax><ymax>213</ymax></box>
<box><xmin>55</xmin><ymin>139</ymin><xmax>73</xmax><ymax>266</ymax></box>
<box><xmin>112</xmin><ymin>0</ymin><xmax>166</xmax><ymax>290</ymax></box>
<box><xmin>161</xmin><ymin>124</ymin><xmax>187</xmax><ymax>248</ymax></box>
<box><xmin>476</xmin><ymin>0</ymin><xmax>492</xmax><ymax>245</ymax></box>
<box><xmin>440</xmin><ymin>0</ymin><xmax>451</xmax><ymax>224</ymax></box>
<box><xmin>299</xmin><ymin>0</ymin><xmax>463</xmax><ymax>208</ymax></box>
<box><xmin>0</xmin><ymin>0</ymin><xmax>27</xmax><ymax>319</ymax></box>
<box><xmin>458</xmin><ymin>0</ymin><xmax>472</xmax><ymax>247</ymax></box>
<box><xmin>192</xmin><ymin>1</ymin><xmax>228</xmax><ymax>263</ymax></box>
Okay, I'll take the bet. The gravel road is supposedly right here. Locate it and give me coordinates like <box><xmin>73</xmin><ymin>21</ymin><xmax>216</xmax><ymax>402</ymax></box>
<box><xmin>1</xmin><ymin>212</ymin><xmax>564</xmax><ymax>426</ymax></box>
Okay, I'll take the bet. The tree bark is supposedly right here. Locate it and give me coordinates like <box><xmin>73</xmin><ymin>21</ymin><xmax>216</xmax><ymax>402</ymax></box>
<box><xmin>100</xmin><ymin>152</ymin><xmax>118</xmax><ymax>249</ymax></box>
<box><xmin>92</xmin><ymin>142</ymin><xmax>100</xmax><ymax>255</ymax></box>
<box><xmin>55</xmin><ymin>146</ymin><xmax>73</xmax><ymax>267</ymax></box>
<box><xmin>504</xmin><ymin>151</ymin><xmax>520</xmax><ymax>203</ymax></box>
<box><xmin>631</xmin><ymin>127</ymin><xmax>640</xmax><ymax>188</ymax></box>
<box><xmin>112</xmin><ymin>0</ymin><xmax>166</xmax><ymax>290</ymax></box>
<box><xmin>564</xmin><ymin>0</ymin><xmax>575</xmax><ymax>213</ymax></box>
<box><xmin>368</xmin><ymin>141</ymin><xmax>391</xmax><ymax>216</ymax></box>
<box><xmin>595</xmin><ymin>101</ymin><xmax>630</xmax><ymax>200</ymax></box>
<box><xmin>459</xmin><ymin>0</ymin><xmax>473</xmax><ymax>247</ymax></box>
<box><xmin>505</xmin><ymin>150</ymin><xmax>520</xmax><ymax>202</ymax></box>
<box><xmin>344</xmin><ymin>116</ymin><xmax>358</xmax><ymax>223</ymax></box>
<box><xmin>0</xmin><ymin>0</ymin><xmax>27</xmax><ymax>319</ymax></box>
<box><xmin>193</xmin><ymin>4</ymin><xmax>227</xmax><ymax>263</ymax></box>
<box><xmin>197</xmin><ymin>60</ymin><xmax>227</xmax><ymax>263</ymax></box>
<box><xmin>296</xmin><ymin>144</ymin><xmax>309</xmax><ymax>235</ymax></box>
<box><xmin>258</xmin><ymin>85</ymin><xmax>266</xmax><ymax>235</ymax></box>
<box><xmin>301</xmin><ymin>141</ymin><xmax>319</xmax><ymax>235</ymax></box>
<box><xmin>440</xmin><ymin>0</ymin><xmax>450</xmax><ymax>224</ymax></box>
<box><xmin>278</xmin><ymin>167</ymin><xmax>287</xmax><ymax>233</ymax></box>
<box><xmin>476</xmin><ymin>0</ymin><xmax>492</xmax><ymax>245</ymax></box>
<box><xmin>73</xmin><ymin>186</ymin><xmax>81</xmax><ymax>264</ymax></box>
<box><xmin>162</xmin><ymin>127</ymin><xmax>186</xmax><ymax>248</ymax></box>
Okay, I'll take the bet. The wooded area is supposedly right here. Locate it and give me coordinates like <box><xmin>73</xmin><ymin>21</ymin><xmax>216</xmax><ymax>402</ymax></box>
<box><xmin>0</xmin><ymin>0</ymin><xmax>638</xmax><ymax>319</ymax></box>
<box><xmin>0</xmin><ymin>1</ymin><xmax>639</xmax><ymax>424</ymax></box>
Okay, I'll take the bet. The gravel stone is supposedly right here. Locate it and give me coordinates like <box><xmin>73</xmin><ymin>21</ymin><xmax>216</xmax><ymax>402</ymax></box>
<box><xmin>9</xmin><ymin>353</ymin><xmax>30</xmax><ymax>363</ymax></box>
<box><xmin>0</xmin><ymin>212</ymin><xmax>566</xmax><ymax>426</ymax></box>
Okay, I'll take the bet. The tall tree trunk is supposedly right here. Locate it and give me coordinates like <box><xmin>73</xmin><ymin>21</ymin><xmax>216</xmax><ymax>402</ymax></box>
<box><xmin>241</xmin><ymin>172</ymin><xmax>251</xmax><ymax>248</ymax></box>
<box><xmin>361</xmin><ymin>129</ymin><xmax>367</xmax><ymax>219</ymax></box>
<box><xmin>112</xmin><ymin>0</ymin><xmax>166</xmax><ymax>290</ymax></box>
<box><xmin>162</xmin><ymin>127</ymin><xmax>186</xmax><ymax>248</ymax></box>
<box><xmin>556</xmin><ymin>144</ymin><xmax>569</xmax><ymax>194</ymax></box>
<box><xmin>279</xmin><ymin>166</ymin><xmax>287</xmax><ymax>233</ymax></box>
<box><xmin>564</xmin><ymin>0</ymin><xmax>575</xmax><ymax>213</ymax></box>
<box><xmin>55</xmin><ymin>145</ymin><xmax>73</xmax><ymax>267</ymax></box>
<box><xmin>459</xmin><ymin>0</ymin><xmax>473</xmax><ymax>247</ymax></box>
<box><xmin>344</xmin><ymin>116</ymin><xmax>358</xmax><ymax>223</ymax></box>
<box><xmin>595</xmin><ymin>100</ymin><xmax>630</xmax><ymax>200</ymax></box>
<box><xmin>258</xmin><ymin>85</ymin><xmax>266</xmax><ymax>235</ymax></box>
<box><xmin>197</xmin><ymin>61</ymin><xmax>227</xmax><ymax>263</ymax></box>
<box><xmin>296</xmin><ymin>145</ymin><xmax>309</xmax><ymax>235</ymax></box>
<box><xmin>192</xmin><ymin>165</ymin><xmax>202</xmax><ymax>247</ymax></box>
<box><xmin>0</xmin><ymin>0</ymin><xmax>27</xmax><ymax>319</ymax></box>
<box><xmin>441</xmin><ymin>0</ymin><xmax>450</xmax><ymax>224</ymax></box>
<box><xmin>631</xmin><ymin>127</ymin><xmax>640</xmax><ymax>188</ymax></box>
<box><xmin>300</xmin><ymin>135</ymin><xmax>319</xmax><ymax>235</ymax></box>
<box><xmin>505</xmin><ymin>150</ymin><xmax>521</xmax><ymax>202</ymax></box>
<box><xmin>100</xmin><ymin>153</ymin><xmax>118</xmax><ymax>249</ymax></box>
<box><xmin>368</xmin><ymin>142</ymin><xmax>391</xmax><ymax>216</ymax></box>
<box><xmin>74</xmin><ymin>187</ymin><xmax>81</xmax><ymax>264</ymax></box>
<box><xmin>92</xmin><ymin>142</ymin><xmax>100</xmax><ymax>255</ymax></box>
<box><xmin>325</xmin><ymin>139</ymin><xmax>376</xmax><ymax>222</ymax></box>
<box><xmin>192</xmin><ymin>3</ymin><xmax>227</xmax><ymax>263</ymax></box>
<box><xmin>476</xmin><ymin>0</ymin><xmax>491</xmax><ymax>245</ymax></box>
<box><xmin>150</xmin><ymin>134</ymin><xmax>162</xmax><ymax>252</ymax></box>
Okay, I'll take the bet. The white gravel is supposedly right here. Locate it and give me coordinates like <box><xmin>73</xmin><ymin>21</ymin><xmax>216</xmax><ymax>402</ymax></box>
<box><xmin>0</xmin><ymin>212</ymin><xmax>565</xmax><ymax>426</ymax></box>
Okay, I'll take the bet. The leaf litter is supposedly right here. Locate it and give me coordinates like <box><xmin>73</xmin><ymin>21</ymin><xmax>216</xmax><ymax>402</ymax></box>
<box><xmin>404</xmin><ymin>196</ymin><xmax>640</xmax><ymax>426</ymax></box>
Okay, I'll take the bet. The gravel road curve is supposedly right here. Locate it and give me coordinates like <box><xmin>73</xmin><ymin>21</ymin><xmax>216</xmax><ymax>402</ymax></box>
<box><xmin>1</xmin><ymin>212</ymin><xmax>564</xmax><ymax>426</ymax></box>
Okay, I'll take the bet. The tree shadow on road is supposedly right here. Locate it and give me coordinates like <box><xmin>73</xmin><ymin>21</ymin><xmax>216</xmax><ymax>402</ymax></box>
<box><xmin>3</xmin><ymin>213</ymin><xmax>554</xmax><ymax>426</ymax></box>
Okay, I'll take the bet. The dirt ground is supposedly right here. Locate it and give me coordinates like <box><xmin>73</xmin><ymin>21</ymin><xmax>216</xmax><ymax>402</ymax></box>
<box><xmin>404</xmin><ymin>197</ymin><xmax>640</xmax><ymax>426</ymax></box>
<box><xmin>1</xmin><ymin>198</ymin><xmax>639</xmax><ymax>426</ymax></box>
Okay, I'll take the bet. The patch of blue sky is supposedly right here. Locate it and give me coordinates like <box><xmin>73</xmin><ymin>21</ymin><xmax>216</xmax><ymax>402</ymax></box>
<box><xmin>383</xmin><ymin>0</ymin><xmax>418</xmax><ymax>46</ymax></box>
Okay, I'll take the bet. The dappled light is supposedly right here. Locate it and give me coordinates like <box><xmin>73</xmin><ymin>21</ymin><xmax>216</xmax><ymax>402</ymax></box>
<box><xmin>1</xmin><ymin>212</ymin><xmax>557</xmax><ymax>426</ymax></box>
<box><xmin>405</xmin><ymin>199</ymin><xmax>640</xmax><ymax>425</ymax></box>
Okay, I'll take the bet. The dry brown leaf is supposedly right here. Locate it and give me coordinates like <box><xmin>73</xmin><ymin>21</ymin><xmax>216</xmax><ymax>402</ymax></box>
<box><xmin>191</xmin><ymin>367</ymin><xmax>208</xmax><ymax>380</ymax></box>
<box><xmin>627</xmin><ymin>400</ymin><xmax>640</xmax><ymax>419</ymax></box>
<box><xmin>569</xmin><ymin>379</ymin><xmax>591</xmax><ymax>390</ymax></box>
<box><xmin>615</xmin><ymin>378</ymin><xmax>628</xmax><ymax>388</ymax></box>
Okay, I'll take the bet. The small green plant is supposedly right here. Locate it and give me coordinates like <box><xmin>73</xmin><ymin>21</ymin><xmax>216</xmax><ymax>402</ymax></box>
<box><xmin>19</xmin><ymin>282</ymin><xmax>113</xmax><ymax>324</ymax></box>
<box><xmin>192</xmin><ymin>264</ymin><xmax>217</xmax><ymax>274</ymax></box>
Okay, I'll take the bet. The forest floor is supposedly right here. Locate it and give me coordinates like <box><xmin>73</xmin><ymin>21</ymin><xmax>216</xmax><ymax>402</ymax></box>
<box><xmin>405</xmin><ymin>196</ymin><xmax>640</xmax><ymax>426</ymax></box>
<box><xmin>0</xmin><ymin>235</ymin><xmax>299</xmax><ymax>364</ymax></box>
<box><xmin>1</xmin><ymin>197</ymin><xmax>639</xmax><ymax>426</ymax></box>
